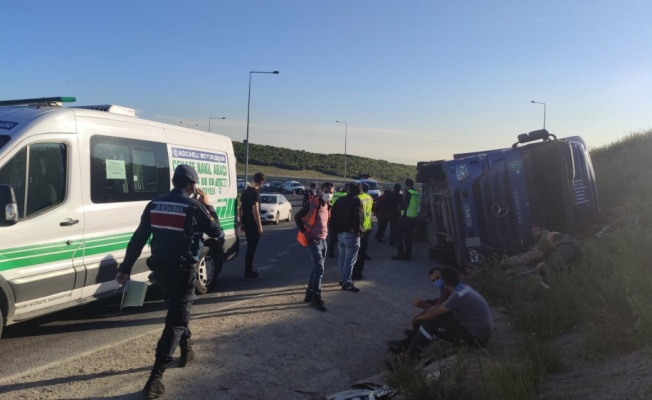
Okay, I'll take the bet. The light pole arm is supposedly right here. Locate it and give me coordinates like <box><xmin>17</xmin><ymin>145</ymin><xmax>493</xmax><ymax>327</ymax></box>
<box><xmin>530</xmin><ymin>101</ymin><xmax>547</xmax><ymax>130</ymax></box>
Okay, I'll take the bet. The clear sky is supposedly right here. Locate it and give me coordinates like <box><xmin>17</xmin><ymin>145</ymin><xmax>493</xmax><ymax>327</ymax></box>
<box><xmin>2</xmin><ymin>1</ymin><xmax>651</xmax><ymax>165</ymax></box>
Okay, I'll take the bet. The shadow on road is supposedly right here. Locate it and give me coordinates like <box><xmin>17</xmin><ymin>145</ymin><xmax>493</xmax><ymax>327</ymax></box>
<box><xmin>0</xmin><ymin>366</ymin><xmax>150</xmax><ymax>396</ymax></box>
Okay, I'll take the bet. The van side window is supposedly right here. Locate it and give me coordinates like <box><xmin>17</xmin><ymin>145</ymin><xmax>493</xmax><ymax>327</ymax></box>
<box><xmin>0</xmin><ymin>143</ymin><xmax>67</xmax><ymax>218</ymax></box>
<box><xmin>90</xmin><ymin>135</ymin><xmax>168</xmax><ymax>203</ymax></box>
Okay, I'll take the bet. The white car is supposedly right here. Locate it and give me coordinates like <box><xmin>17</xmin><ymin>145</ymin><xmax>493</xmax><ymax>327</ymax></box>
<box><xmin>259</xmin><ymin>194</ymin><xmax>293</xmax><ymax>224</ymax></box>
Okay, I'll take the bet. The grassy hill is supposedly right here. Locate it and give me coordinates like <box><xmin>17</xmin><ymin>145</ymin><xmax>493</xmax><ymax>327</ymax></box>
<box><xmin>233</xmin><ymin>141</ymin><xmax>416</xmax><ymax>183</ymax></box>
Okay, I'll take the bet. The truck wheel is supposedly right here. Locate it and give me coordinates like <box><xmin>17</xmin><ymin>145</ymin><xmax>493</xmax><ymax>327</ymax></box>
<box><xmin>196</xmin><ymin>248</ymin><xmax>222</xmax><ymax>294</ymax></box>
<box><xmin>274</xmin><ymin>212</ymin><xmax>280</xmax><ymax>225</ymax></box>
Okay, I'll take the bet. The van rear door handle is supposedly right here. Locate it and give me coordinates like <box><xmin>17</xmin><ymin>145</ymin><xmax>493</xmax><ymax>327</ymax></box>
<box><xmin>60</xmin><ymin>219</ymin><xmax>80</xmax><ymax>226</ymax></box>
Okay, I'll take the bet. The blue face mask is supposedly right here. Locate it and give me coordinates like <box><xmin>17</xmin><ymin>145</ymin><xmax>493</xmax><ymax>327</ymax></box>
<box><xmin>433</xmin><ymin>278</ymin><xmax>444</xmax><ymax>290</ymax></box>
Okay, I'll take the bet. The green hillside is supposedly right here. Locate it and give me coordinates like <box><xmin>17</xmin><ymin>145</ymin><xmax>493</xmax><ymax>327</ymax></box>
<box><xmin>233</xmin><ymin>142</ymin><xmax>416</xmax><ymax>183</ymax></box>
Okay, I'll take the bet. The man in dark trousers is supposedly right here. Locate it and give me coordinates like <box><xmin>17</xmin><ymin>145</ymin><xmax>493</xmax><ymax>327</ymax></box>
<box><xmin>388</xmin><ymin>267</ymin><xmax>453</xmax><ymax>353</ymax></box>
<box><xmin>392</xmin><ymin>178</ymin><xmax>420</xmax><ymax>261</ymax></box>
<box><xmin>331</xmin><ymin>181</ymin><xmax>364</xmax><ymax>292</ymax></box>
<box><xmin>115</xmin><ymin>164</ymin><xmax>222</xmax><ymax>399</ymax></box>
<box><xmin>387</xmin><ymin>183</ymin><xmax>403</xmax><ymax>246</ymax></box>
<box><xmin>374</xmin><ymin>189</ymin><xmax>392</xmax><ymax>243</ymax></box>
<box><xmin>238</xmin><ymin>172</ymin><xmax>266</xmax><ymax>279</ymax></box>
<box><xmin>352</xmin><ymin>183</ymin><xmax>373</xmax><ymax>280</ymax></box>
<box><xmin>404</xmin><ymin>267</ymin><xmax>493</xmax><ymax>359</ymax></box>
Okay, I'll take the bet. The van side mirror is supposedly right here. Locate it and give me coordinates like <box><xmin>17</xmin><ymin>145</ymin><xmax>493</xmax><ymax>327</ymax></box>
<box><xmin>0</xmin><ymin>184</ymin><xmax>19</xmax><ymax>226</ymax></box>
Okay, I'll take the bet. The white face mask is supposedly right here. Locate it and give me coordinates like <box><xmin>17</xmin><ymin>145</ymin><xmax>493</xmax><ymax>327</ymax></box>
<box><xmin>321</xmin><ymin>193</ymin><xmax>333</xmax><ymax>201</ymax></box>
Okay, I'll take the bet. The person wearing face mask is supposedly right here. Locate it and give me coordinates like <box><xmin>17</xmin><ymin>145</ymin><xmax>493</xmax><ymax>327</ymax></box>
<box><xmin>295</xmin><ymin>181</ymin><xmax>334</xmax><ymax>311</ymax></box>
<box><xmin>398</xmin><ymin>267</ymin><xmax>493</xmax><ymax>361</ymax></box>
<box><xmin>115</xmin><ymin>164</ymin><xmax>222</xmax><ymax>399</ymax></box>
<box><xmin>387</xmin><ymin>267</ymin><xmax>452</xmax><ymax>353</ymax></box>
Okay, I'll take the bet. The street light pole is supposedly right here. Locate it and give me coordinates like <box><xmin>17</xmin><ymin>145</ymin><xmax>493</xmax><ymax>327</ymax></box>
<box><xmin>208</xmin><ymin>117</ymin><xmax>225</xmax><ymax>133</ymax></box>
<box><xmin>530</xmin><ymin>100</ymin><xmax>547</xmax><ymax>129</ymax></box>
<box><xmin>245</xmin><ymin>70</ymin><xmax>279</xmax><ymax>184</ymax></box>
<box><xmin>336</xmin><ymin>121</ymin><xmax>348</xmax><ymax>180</ymax></box>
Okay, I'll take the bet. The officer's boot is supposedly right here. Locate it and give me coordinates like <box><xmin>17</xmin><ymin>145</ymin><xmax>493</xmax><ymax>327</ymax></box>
<box><xmin>143</xmin><ymin>363</ymin><xmax>167</xmax><ymax>399</ymax></box>
<box><xmin>178</xmin><ymin>338</ymin><xmax>195</xmax><ymax>368</ymax></box>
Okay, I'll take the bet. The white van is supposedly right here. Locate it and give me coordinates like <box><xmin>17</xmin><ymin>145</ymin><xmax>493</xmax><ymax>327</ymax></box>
<box><xmin>0</xmin><ymin>97</ymin><xmax>239</xmax><ymax>335</ymax></box>
<box><xmin>283</xmin><ymin>180</ymin><xmax>305</xmax><ymax>194</ymax></box>
<box><xmin>354</xmin><ymin>179</ymin><xmax>380</xmax><ymax>201</ymax></box>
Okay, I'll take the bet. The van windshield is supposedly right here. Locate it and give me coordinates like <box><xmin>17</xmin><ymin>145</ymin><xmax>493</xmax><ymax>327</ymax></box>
<box><xmin>363</xmin><ymin>181</ymin><xmax>379</xmax><ymax>190</ymax></box>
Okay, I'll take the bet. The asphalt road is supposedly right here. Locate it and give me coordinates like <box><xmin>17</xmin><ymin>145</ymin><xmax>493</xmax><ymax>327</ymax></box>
<box><xmin>0</xmin><ymin>193</ymin><xmax>309</xmax><ymax>378</ymax></box>
<box><xmin>0</xmin><ymin>191</ymin><xmax>446</xmax><ymax>399</ymax></box>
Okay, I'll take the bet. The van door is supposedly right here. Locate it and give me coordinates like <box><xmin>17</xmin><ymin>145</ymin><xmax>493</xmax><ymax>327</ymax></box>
<box><xmin>0</xmin><ymin>135</ymin><xmax>84</xmax><ymax>317</ymax></box>
<box><xmin>78</xmin><ymin>127</ymin><xmax>169</xmax><ymax>298</ymax></box>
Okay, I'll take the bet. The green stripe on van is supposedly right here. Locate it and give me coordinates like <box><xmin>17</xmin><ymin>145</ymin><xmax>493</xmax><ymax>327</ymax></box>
<box><xmin>0</xmin><ymin>198</ymin><xmax>237</xmax><ymax>272</ymax></box>
<box><xmin>0</xmin><ymin>240</ymin><xmax>85</xmax><ymax>271</ymax></box>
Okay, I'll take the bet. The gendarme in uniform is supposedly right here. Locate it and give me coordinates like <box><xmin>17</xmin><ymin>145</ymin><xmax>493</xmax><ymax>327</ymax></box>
<box><xmin>116</xmin><ymin>164</ymin><xmax>222</xmax><ymax>399</ymax></box>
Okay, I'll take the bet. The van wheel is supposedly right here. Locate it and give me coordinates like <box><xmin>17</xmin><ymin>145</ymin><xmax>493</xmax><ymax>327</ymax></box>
<box><xmin>196</xmin><ymin>248</ymin><xmax>222</xmax><ymax>294</ymax></box>
<box><xmin>0</xmin><ymin>308</ymin><xmax>4</xmax><ymax>338</ymax></box>
<box><xmin>274</xmin><ymin>212</ymin><xmax>280</xmax><ymax>225</ymax></box>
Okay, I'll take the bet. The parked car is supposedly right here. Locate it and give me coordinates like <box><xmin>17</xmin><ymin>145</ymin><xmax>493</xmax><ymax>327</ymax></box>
<box><xmin>237</xmin><ymin>178</ymin><xmax>246</xmax><ymax>189</ymax></box>
<box><xmin>283</xmin><ymin>180</ymin><xmax>305</xmax><ymax>194</ymax></box>
<box><xmin>259</xmin><ymin>194</ymin><xmax>293</xmax><ymax>224</ymax></box>
<box><xmin>268</xmin><ymin>180</ymin><xmax>284</xmax><ymax>192</ymax></box>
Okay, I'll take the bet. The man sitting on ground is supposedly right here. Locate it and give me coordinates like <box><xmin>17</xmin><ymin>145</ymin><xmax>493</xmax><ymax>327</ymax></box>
<box><xmin>501</xmin><ymin>224</ymin><xmax>553</xmax><ymax>269</ymax></box>
<box><xmin>532</xmin><ymin>232</ymin><xmax>582</xmax><ymax>277</ymax></box>
<box><xmin>388</xmin><ymin>267</ymin><xmax>453</xmax><ymax>353</ymax></box>
<box><xmin>401</xmin><ymin>267</ymin><xmax>493</xmax><ymax>360</ymax></box>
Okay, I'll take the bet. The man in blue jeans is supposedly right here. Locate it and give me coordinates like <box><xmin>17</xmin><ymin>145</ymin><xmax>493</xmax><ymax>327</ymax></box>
<box><xmin>330</xmin><ymin>181</ymin><xmax>364</xmax><ymax>292</ymax></box>
<box><xmin>295</xmin><ymin>181</ymin><xmax>334</xmax><ymax>311</ymax></box>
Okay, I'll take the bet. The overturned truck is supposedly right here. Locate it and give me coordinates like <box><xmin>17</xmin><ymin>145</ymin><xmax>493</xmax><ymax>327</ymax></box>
<box><xmin>416</xmin><ymin>129</ymin><xmax>599</xmax><ymax>266</ymax></box>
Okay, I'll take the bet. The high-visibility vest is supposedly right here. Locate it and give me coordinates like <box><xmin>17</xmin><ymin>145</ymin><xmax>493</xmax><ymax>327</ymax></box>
<box><xmin>297</xmin><ymin>197</ymin><xmax>326</xmax><ymax>246</ymax></box>
<box><xmin>358</xmin><ymin>192</ymin><xmax>373</xmax><ymax>231</ymax></box>
<box><xmin>406</xmin><ymin>189</ymin><xmax>420</xmax><ymax>218</ymax></box>
<box><xmin>331</xmin><ymin>191</ymin><xmax>346</xmax><ymax>204</ymax></box>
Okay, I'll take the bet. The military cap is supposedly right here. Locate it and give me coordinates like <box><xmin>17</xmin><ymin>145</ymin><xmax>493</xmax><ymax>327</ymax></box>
<box><xmin>173</xmin><ymin>164</ymin><xmax>199</xmax><ymax>183</ymax></box>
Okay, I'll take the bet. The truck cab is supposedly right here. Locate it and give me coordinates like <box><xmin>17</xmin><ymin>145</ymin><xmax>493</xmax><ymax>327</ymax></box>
<box><xmin>416</xmin><ymin>129</ymin><xmax>599</xmax><ymax>266</ymax></box>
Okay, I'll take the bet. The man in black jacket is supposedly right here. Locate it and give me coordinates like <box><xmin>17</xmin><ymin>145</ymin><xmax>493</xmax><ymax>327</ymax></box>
<box><xmin>115</xmin><ymin>165</ymin><xmax>222</xmax><ymax>399</ymax></box>
<box><xmin>387</xmin><ymin>183</ymin><xmax>403</xmax><ymax>246</ymax></box>
<box><xmin>330</xmin><ymin>181</ymin><xmax>364</xmax><ymax>292</ymax></box>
